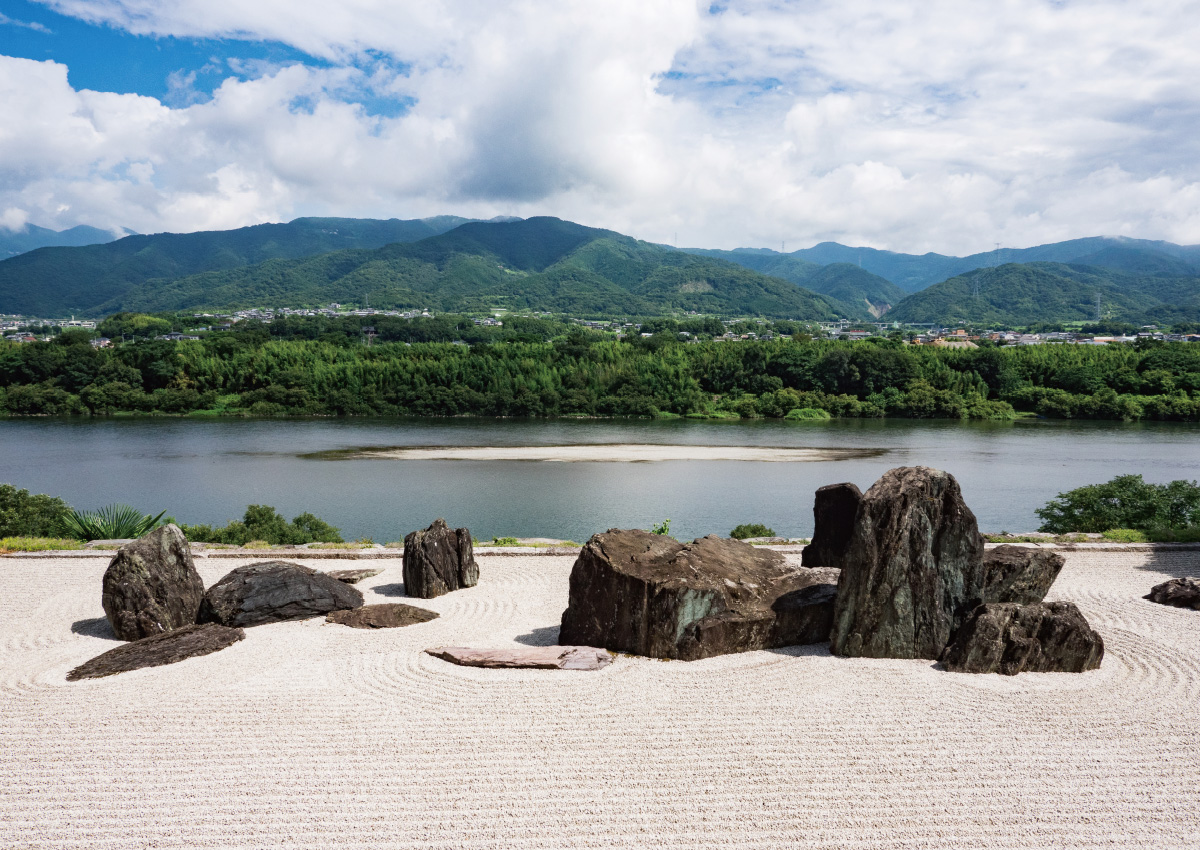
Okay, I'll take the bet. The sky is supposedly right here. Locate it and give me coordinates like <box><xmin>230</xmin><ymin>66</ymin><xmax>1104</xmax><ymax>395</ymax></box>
<box><xmin>1</xmin><ymin>0</ymin><xmax>1199</xmax><ymax>255</ymax></box>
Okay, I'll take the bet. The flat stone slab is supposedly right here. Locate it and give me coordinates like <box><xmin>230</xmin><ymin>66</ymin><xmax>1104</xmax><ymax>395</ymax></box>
<box><xmin>327</xmin><ymin>603</ymin><xmax>439</xmax><ymax>629</ymax></box>
<box><xmin>67</xmin><ymin>623</ymin><xmax>245</xmax><ymax>680</ymax></box>
<box><xmin>325</xmin><ymin>568</ymin><xmax>383</xmax><ymax>585</ymax></box>
<box><xmin>426</xmin><ymin>645</ymin><xmax>613</xmax><ymax>670</ymax></box>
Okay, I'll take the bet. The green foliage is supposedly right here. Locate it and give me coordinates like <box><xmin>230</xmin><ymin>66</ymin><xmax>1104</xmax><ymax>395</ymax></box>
<box><xmin>0</xmin><ymin>484</ymin><xmax>72</xmax><ymax>537</ymax></box>
<box><xmin>60</xmin><ymin>504</ymin><xmax>168</xmax><ymax>541</ymax></box>
<box><xmin>730</xmin><ymin>523</ymin><xmax>776</xmax><ymax>539</ymax></box>
<box><xmin>1035</xmin><ymin>474</ymin><xmax>1200</xmax><ymax>533</ymax></box>
<box><xmin>784</xmin><ymin>407</ymin><xmax>832</xmax><ymax>420</ymax></box>
<box><xmin>180</xmin><ymin>505</ymin><xmax>342</xmax><ymax>545</ymax></box>
<box><xmin>0</xmin><ymin>536</ymin><xmax>86</xmax><ymax>552</ymax></box>
<box><xmin>1100</xmin><ymin>528</ymin><xmax>1149</xmax><ymax>542</ymax></box>
<box><xmin>490</xmin><ymin>536</ymin><xmax>521</xmax><ymax>546</ymax></box>
<box><xmin>649</xmin><ymin>518</ymin><xmax>671</xmax><ymax>536</ymax></box>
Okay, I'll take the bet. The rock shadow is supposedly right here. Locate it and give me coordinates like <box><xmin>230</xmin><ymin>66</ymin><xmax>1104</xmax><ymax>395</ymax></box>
<box><xmin>71</xmin><ymin>617</ymin><xmax>119</xmax><ymax>641</ymax></box>
<box><xmin>371</xmin><ymin>582</ymin><xmax>408</xmax><ymax>598</ymax></box>
<box><xmin>514</xmin><ymin>625</ymin><xmax>561</xmax><ymax>646</ymax></box>
<box><xmin>764</xmin><ymin>642</ymin><xmax>834</xmax><ymax>658</ymax></box>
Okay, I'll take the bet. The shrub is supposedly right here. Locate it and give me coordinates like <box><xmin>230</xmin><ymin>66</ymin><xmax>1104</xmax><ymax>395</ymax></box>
<box><xmin>784</xmin><ymin>407</ymin><xmax>832</xmax><ymax>421</ymax></box>
<box><xmin>1100</xmin><ymin>528</ymin><xmax>1149</xmax><ymax>543</ymax></box>
<box><xmin>60</xmin><ymin>504</ymin><xmax>167</xmax><ymax>541</ymax></box>
<box><xmin>0</xmin><ymin>536</ymin><xmax>86</xmax><ymax>553</ymax></box>
<box><xmin>1036</xmin><ymin>474</ymin><xmax>1200</xmax><ymax>533</ymax></box>
<box><xmin>490</xmin><ymin>536</ymin><xmax>521</xmax><ymax>546</ymax></box>
<box><xmin>0</xmin><ymin>484</ymin><xmax>72</xmax><ymax>538</ymax></box>
<box><xmin>180</xmin><ymin>504</ymin><xmax>343</xmax><ymax>545</ymax></box>
<box><xmin>649</xmin><ymin>519</ymin><xmax>671</xmax><ymax>536</ymax></box>
<box><xmin>730</xmin><ymin>522</ymin><xmax>775</xmax><ymax>539</ymax></box>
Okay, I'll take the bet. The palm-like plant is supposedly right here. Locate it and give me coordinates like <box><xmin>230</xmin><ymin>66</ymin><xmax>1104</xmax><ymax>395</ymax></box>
<box><xmin>60</xmin><ymin>504</ymin><xmax>168</xmax><ymax>541</ymax></box>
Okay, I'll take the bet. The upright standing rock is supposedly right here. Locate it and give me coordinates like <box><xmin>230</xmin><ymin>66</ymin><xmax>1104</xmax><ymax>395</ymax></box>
<box><xmin>403</xmin><ymin>519</ymin><xmax>479</xmax><ymax>599</ymax></box>
<box><xmin>801</xmin><ymin>482</ymin><xmax>862</xmax><ymax>569</ymax></box>
<box><xmin>830</xmin><ymin>466</ymin><xmax>985</xmax><ymax>660</ymax></box>
<box><xmin>102</xmin><ymin>524</ymin><xmax>205</xmax><ymax>641</ymax></box>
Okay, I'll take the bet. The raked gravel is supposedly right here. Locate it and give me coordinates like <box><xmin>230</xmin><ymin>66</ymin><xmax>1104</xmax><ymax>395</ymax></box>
<box><xmin>1</xmin><ymin>550</ymin><xmax>1198</xmax><ymax>849</ymax></box>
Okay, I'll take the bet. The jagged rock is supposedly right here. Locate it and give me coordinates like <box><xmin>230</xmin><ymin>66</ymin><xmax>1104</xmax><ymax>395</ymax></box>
<box><xmin>402</xmin><ymin>519</ymin><xmax>479</xmax><ymax>599</ymax></box>
<box><xmin>67</xmin><ymin>623</ymin><xmax>244</xmax><ymax>680</ymax></box>
<box><xmin>558</xmin><ymin>529</ymin><xmax>835</xmax><ymax>661</ymax></box>
<box><xmin>426</xmin><ymin>646</ymin><xmax>613</xmax><ymax>670</ymax></box>
<box><xmin>1145</xmin><ymin>577</ymin><xmax>1200</xmax><ymax>610</ymax></box>
<box><xmin>830</xmin><ymin>466</ymin><xmax>986</xmax><ymax>660</ymax></box>
<box><xmin>327</xmin><ymin>603</ymin><xmax>439</xmax><ymax>629</ymax></box>
<box><xmin>101</xmin><ymin>524</ymin><xmax>205</xmax><ymax>641</ymax></box>
<box><xmin>940</xmin><ymin>601</ymin><xmax>1104</xmax><ymax>675</ymax></box>
<box><xmin>198</xmin><ymin>561</ymin><xmax>363</xmax><ymax>628</ymax></box>
<box><xmin>325</xmin><ymin>568</ymin><xmax>383</xmax><ymax>585</ymax></box>
<box><xmin>801</xmin><ymin>482</ymin><xmax>862</xmax><ymax>569</ymax></box>
<box><xmin>983</xmin><ymin>545</ymin><xmax>1064</xmax><ymax>604</ymax></box>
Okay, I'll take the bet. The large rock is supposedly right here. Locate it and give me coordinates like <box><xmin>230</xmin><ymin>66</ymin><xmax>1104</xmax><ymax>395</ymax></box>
<box><xmin>940</xmin><ymin>601</ymin><xmax>1104</xmax><ymax>675</ymax></box>
<box><xmin>1145</xmin><ymin>577</ymin><xmax>1200</xmax><ymax>610</ymax></box>
<box><xmin>101</xmin><ymin>524</ymin><xmax>205</xmax><ymax>641</ymax></box>
<box><xmin>830</xmin><ymin>466</ymin><xmax>985</xmax><ymax>660</ymax></box>
<box><xmin>327</xmin><ymin>603</ymin><xmax>439</xmax><ymax>629</ymax></box>
<box><xmin>198</xmin><ymin>561</ymin><xmax>363</xmax><ymax>628</ymax></box>
<box><xmin>558</xmin><ymin>529</ymin><xmax>835</xmax><ymax>661</ymax></box>
<box><xmin>426</xmin><ymin>646</ymin><xmax>613</xmax><ymax>670</ymax></box>
<box><xmin>982</xmin><ymin>545</ymin><xmax>1064</xmax><ymax>604</ymax></box>
<box><xmin>801</xmin><ymin>482</ymin><xmax>862</xmax><ymax>569</ymax></box>
<box><xmin>402</xmin><ymin>519</ymin><xmax>479</xmax><ymax>599</ymax></box>
<box><xmin>68</xmin><ymin>623</ymin><xmax>244</xmax><ymax>680</ymax></box>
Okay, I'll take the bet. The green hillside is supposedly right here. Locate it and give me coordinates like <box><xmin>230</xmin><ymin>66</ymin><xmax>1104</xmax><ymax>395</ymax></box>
<box><xmin>109</xmin><ymin>217</ymin><xmax>859</xmax><ymax>320</ymax></box>
<box><xmin>0</xmin><ymin>216</ymin><xmax>473</xmax><ymax>316</ymax></box>
<box><xmin>886</xmin><ymin>262</ymin><xmax>1200</xmax><ymax>325</ymax></box>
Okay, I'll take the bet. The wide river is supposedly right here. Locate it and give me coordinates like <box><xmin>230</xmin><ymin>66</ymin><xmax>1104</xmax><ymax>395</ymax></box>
<box><xmin>2</xmin><ymin>417</ymin><xmax>1198</xmax><ymax>542</ymax></box>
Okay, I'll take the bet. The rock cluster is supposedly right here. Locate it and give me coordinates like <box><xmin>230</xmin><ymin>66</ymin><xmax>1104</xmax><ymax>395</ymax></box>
<box><xmin>101</xmin><ymin>524</ymin><xmax>205</xmax><ymax>641</ymax></box>
<box><xmin>1145</xmin><ymin>577</ymin><xmax>1200</xmax><ymax>610</ymax></box>
<box><xmin>199</xmin><ymin>561</ymin><xmax>363</xmax><ymax>628</ymax></box>
<box><xmin>558</xmin><ymin>529</ymin><xmax>836</xmax><ymax>660</ymax></box>
<box><xmin>403</xmin><ymin>519</ymin><xmax>479</xmax><ymax>599</ymax></box>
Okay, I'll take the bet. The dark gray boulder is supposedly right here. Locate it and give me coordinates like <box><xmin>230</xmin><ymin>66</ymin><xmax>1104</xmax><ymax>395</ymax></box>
<box><xmin>402</xmin><ymin>519</ymin><xmax>479</xmax><ymax>599</ymax></box>
<box><xmin>983</xmin><ymin>545</ymin><xmax>1064</xmax><ymax>604</ymax></box>
<box><xmin>940</xmin><ymin>601</ymin><xmax>1104</xmax><ymax>675</ymax></box>
<box><xmin>198</xmin><ymin>561</ymin><xmax>363</xmax><ymax>627</ymax></box>
<box><xmin>801</xmin><ymin>482</ymin><xmax>862</xmax><ymax>569</ymax></box>
<box><xmin>770</xmin><ymin>582</ymin><xmax>839</xmax><ymax>647</ymax></box>
<box><xmin>101</xmin><ymin>524</ymin><xmax>205</xmax><ymax>641</ymax></box>
<box><xmin>558</xmin><ymin>529</ymin><xmax>835</xmax><ymax>661</ymax></box>
<box><xmin>68</xmin><ymin>623</ymin><xmax>244</xmax><ymax>680</ymax></box>
<box><xmin>327</xmin><ymin>603</ymin><xmax>439</xmax><ymax>629</ymax></box>
<box><xmin>830</xmin><ymin>466</ymin><xmax>986</xmax><ymax>660</ymax></box>
<box><xmin>1145</xmin><ymin>577</ymin><xmax>1200</xmax><ymax>610</ymax></box>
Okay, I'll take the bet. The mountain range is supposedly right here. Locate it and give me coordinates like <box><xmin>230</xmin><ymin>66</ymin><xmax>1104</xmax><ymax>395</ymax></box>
<box><xmin>0</xmin><ymin>215</ymin><xmax>1196</xmax><ymax>325</ymax></box>
<box><xmin>0</xmin><ymin>223</ymin><xmax>127</xmax><ymax>260</ymax></box>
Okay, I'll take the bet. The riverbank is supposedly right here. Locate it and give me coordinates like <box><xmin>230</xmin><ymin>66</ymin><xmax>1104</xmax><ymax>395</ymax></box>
<box><xmin>2</xmin><ymin>548</ymin><xmax>1197</xmax><ymax>848</ymax></box>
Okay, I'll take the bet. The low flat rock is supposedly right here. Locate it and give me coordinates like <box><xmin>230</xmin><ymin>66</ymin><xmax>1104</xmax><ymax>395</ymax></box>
<box><xmin>426</xmin><ymin>646</ymin><xmax>613</xmax><ymax>670</ymax></box>
<box><xmin>325</xmin><ymin>568</ymin><xmax>383</xmax><ymax>585</ymax></box>
<box><xmin>940</xmin><ymin>601</ymin><xmax>1104</xmax><ymax>675</ymax></box>
<box><xmin>327</xmin><ymin>603</ymin><xmax>439</xmax><ymax>629</ymax></box>
<box><xmin>198</xmin><ymin>561</ymin><xmax>363</xmax><ymax>628</ymax></box>
<box><xmin>1145</xmin><ymin>577</ymin><xmax>1200</xmax><ymax>610</ymax></box>
<box><xmin>983</xmin><ymin>546</ymin><xmax>1064</xmax><ymax>605</ymax></box>
<box><xmin>67</xmin><ymin>623</ymin><xmax>244</xmax><ymax>680</ymax></box>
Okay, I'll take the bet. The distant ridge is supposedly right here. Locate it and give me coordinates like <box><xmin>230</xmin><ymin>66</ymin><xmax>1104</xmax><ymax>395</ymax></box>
<box><xmin>0</xmin><ymin>223</ymin><xmax>127</xmax><ymax>260</ymax></box>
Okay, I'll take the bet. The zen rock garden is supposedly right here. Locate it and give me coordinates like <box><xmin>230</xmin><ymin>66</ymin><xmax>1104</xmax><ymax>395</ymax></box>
<box><xmin>72</xmin><ymin>464</ymin><xmax>1189</xmax><ymax>681</ymax></box>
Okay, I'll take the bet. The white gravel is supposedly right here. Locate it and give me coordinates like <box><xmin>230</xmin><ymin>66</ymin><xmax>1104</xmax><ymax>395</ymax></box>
<box><xmin>1</xmin><ymin>550</ymin><xmax>1197</xmax><ymax>849</ymax></box>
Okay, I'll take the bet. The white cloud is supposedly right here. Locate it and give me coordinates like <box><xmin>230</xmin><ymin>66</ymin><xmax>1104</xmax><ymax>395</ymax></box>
<box><xmin>6</xmin><ymin>0</ymin><xmax>1200</xmax><ymax>253</ymax></box>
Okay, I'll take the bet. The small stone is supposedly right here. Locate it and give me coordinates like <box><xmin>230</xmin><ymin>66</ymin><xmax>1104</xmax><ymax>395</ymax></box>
<box><xmin>102</xmin><ymin>524</ymin><xmax>205</xmax><ymax>641</ymax></box>
<box><xmin>983</xmin><ymin>545</ymin><xmax>1064</xmax><ymax>605</ymax></box>
<box><xmin>325</xmin><ymin>568</ymin><xmax>383</xmax><ymax>585</ymax></box>
<box><xmin>327</xmin><ymin>603</ymin><xmax>439</xmax><ymax>629</ymax></box>
<box><xmin>402</xmin><ymin>519</ymin><xmax>479</xmax><ymax>599</ymax></box>
<box><xmin>1145</xmin><ymin>577</ymin><xmax>1200</xmax><ymax>610</ymax></box>
<box><xmin>801</xmin><ymin>482</ymin><xmax>862</xmax><ymax>569</ymax></box>
<box><xmin>426</xmin><ymin>646</ymin><xmax>613</xmax><ymax>670</ymax></box>
<box><xmin>67</xmin><ymin>623</ymin><xmax>244</xmax><ymax>680</ymax></box>
<box><xmin>940</xmin><ymin>601</ymin><xmax>1104</xmax><ymax>675</ymax></box>
<box><xmin>198</xmin><ymin>561</ymin><xmax>363</xmax><ymax>628</ymax></box>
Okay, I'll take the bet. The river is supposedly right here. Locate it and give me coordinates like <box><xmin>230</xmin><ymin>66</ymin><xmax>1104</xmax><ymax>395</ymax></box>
<box><xmin>1</xmin><ymin>417</ymin><xmax>1197</xmax><ymax>542</ymax></box>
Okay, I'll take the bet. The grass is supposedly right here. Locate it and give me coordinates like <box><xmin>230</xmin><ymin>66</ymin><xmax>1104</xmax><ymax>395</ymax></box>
<box><xmin>0</xmin><ymin>536</ymin><xmax>87</xmax><ymax>553</ymax></box>
<box><xmin>308</xmin><ymin>539</ymin><xmax>379</xmax><ymax>550</ymax></box>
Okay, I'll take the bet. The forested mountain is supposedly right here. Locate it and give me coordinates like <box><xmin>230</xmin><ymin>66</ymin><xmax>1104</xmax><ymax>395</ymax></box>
<box><xmin>0</xmin><ymin>216</ymin><xmax>476</xmax><ymax>316</ymax></box>
<box><xmin>106</xmin><ymin>217</ymin><xmax>860</xmax><ymax>320</ymax></box>
<box><xmin>885</xmin><ymin>262</ymin><xmax>1200</xmax><ymax>325</ymax></box>
<box><xmin>0</xmin><ymin>224</ymin><xmax>125</xmax><ymax>259</ymax></box>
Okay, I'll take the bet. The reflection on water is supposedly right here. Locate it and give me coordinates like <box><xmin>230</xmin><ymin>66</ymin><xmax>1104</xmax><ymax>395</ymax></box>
<box><xmin>1</xmin><ymin>417</ymin><xmax>1197</xmax><ymax>542</ymax></box>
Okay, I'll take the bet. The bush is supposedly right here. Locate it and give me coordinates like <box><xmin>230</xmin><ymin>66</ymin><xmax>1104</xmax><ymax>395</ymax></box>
<box><xmin>0</xmin><ymin>536</ymin><xmax>86</xmax><ymax>553</ymax></box>
<box><xmin>1036</xmin><ymin>474</ymin><xmax>1200</xmax><ymax>533</ymax></box>
<box><xmin>649</xmin><ymin>519</ymin><xmax>671</xmax><ymax>536</ymax></box>
<box><xmin>784</xmin><ymin>407</ymin><xmax>832</xmax><ymax>421</ymax></box>
<box><xmin>730</xmin><ymin>522</ymin><xmax>775</xmax><ymax>539</ymax></box>
<box><xmin>1100</xmin><ymin>528</ymin><xmax>1149</xmax><ymax>543</ymax></box>
<box><xmin>180</xmin><ymin>505</ymin><xmax>342</xmax><ymax>545</ymax></box>
<box><xmin>0</xmin><ymin>484</ymin><xmax>71</xmax><ymax>537</ymax></box>
<box><xmin>60</xmin><ymin>504</ymin><xmax>168</xmax><ymax>541</ymax></box>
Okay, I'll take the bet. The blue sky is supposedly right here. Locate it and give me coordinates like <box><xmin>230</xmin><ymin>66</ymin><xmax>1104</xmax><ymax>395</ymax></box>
<box><xmin>1</xmin><ymin>0</ymin><xmax>1199</xmax><ymax>254</ymax></box>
